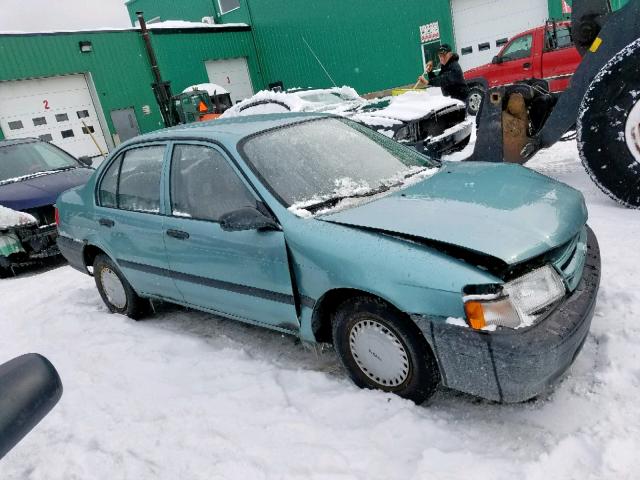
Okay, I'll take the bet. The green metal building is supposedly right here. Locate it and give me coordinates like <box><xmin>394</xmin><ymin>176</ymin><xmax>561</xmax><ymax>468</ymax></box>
<box><xmin>0</xmin><ymin>0</ymin><xmax>629</xmax><ymax>157</ymax></box>
<box><xmin>0</xmin><ymin>24</ymin><xmax>260</xmax><ymax>157</ymax></box>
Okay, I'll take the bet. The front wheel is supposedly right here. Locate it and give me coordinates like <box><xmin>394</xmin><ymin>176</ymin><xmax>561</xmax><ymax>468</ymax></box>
<box><xmin>332</xmin><ymin>296</ymin><xmax>440</xmax><ymax>404</ymax></box>
<box><xmin>93</xmin><ymin>254</ymin><xmax>151</xmax><ymax>320</ymax></box>
<box><xmin>466</xmin><ymin>86</ymin><xmax>485</xmax><ymax>116</ymax></box>
<box><xmin>577</xmin><ymin>38</ymin><xmax>640</xmax><ymax>208</ymax></box>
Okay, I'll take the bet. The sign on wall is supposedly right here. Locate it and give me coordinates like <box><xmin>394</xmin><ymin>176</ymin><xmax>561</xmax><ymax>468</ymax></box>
<box><xmin>420</xmin><ymin>22</ymin><xmax>440</xmax><ymax>43</ymax></box>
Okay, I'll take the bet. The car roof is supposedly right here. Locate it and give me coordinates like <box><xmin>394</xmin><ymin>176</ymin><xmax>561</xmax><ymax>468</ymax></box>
<box><xmin>120</xmin><ymin>112</ymin><xmax>329</xmax><ymax>148</ymax></box>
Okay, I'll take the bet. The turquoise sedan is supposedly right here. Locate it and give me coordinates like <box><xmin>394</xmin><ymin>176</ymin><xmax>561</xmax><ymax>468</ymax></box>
<box><xmin>56</xmin><ymin>113</ymin><xmax>600</xmax><ymax>403</ymax></box>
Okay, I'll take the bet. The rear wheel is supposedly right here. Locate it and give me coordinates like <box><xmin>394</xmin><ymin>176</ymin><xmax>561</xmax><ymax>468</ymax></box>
<box><xmin>466</xmin><ymin>86</ymin><xmax>485</xmax><ymax>116</ymax></box>
<box><xmin>577</xmin><ymin>38</ymin><xmax>640</xmax><ymax>208</ymax></box>
<box><xmin>93</xmin><ymin>254</ymin><xmax>151</xmax><ymax>320</ymax></box>
<box><xmin>332</xmin><ymin>296</ymin><xmax>440</xmax><ymax>404</ymax></box>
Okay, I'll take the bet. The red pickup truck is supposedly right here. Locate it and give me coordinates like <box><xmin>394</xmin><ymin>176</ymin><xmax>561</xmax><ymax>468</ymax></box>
<box><xmin>463</xmin><ymin>21</ymin><xmax>583</xmax><ymax>114</ymax></box>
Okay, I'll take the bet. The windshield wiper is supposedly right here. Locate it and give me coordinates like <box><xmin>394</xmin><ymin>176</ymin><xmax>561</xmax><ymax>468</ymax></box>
<box><xmin>304</xmin><ymin>184</ymin><xmax>391</xmax><ymax>214</ymax></box>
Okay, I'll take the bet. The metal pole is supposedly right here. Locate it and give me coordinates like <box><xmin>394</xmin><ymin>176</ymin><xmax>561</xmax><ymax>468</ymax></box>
<box><xmin>136</xmin><ymin>12</ymin><xmax>174</xmax><ymax>127</ymax></box>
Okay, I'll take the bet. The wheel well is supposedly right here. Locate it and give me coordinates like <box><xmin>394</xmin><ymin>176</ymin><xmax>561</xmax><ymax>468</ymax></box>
<box><xmin>83</xmin><ymin>245</ymin><xmax>106</xmax><ymax>272</ymax></box>
<box><xmin>311</xmin><ymin>288</ymin><xmax>404</xmax><ymax>343</ymax></box>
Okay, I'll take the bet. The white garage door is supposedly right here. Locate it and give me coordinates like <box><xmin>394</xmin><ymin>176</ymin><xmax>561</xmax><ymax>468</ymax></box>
<box><xmin>205</xmin><ymin>58</ymin><xmax>254</xmax><ymax>104</ymax></box>
<box><xmin>451</xmin><ymin>0</ymin><xmax>549</xmax><ymax>71</ymax></box>
<box><xmin>0</xmin><ymin>74</ymin><xmax>108</xmax><ymax>158</ymax></box>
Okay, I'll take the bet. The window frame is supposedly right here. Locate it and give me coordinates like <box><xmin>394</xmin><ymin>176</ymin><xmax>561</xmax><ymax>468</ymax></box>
<box><xmin>217</xmin><ymin>0</ymin><xmax>240</xmax><ymax>16</ymax></box>
<box><xmin>500</xmin><ymin>33</ymin><xmax>533</xmax><ymax>62</ymax></box>
<box><xmin>95</xmin><ymin>141</ymin><xmax>168</xmax><ymax>215</ymax></box>
<box><xmin>167</xmin><ymin>141</ymin><xmax>261</xmax><ymax>224</ymax></box>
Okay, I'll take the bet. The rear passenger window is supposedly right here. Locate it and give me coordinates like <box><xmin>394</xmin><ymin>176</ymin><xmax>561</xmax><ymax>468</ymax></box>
<box><xmin>117</xmin><ymin>146</ymin><xmax>164</xmax><ymax>213</ymax></box>
<box><xmin>170</xmin><ymin>144</ymin><xmax>256</xmax><ymax>221</ymax></box>
<box><xmin>99</xmin><ymin>154</ymin><xmax>122</xmax><ymax>208</ymax></box>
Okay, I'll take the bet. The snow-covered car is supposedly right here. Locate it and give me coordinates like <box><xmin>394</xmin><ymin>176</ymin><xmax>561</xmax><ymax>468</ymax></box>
<box><xmin>56</xmin><ymin>113</ymin><xmax>600</xmax><ymax>404</ymax></box>
<box><xmin>0</xmin><ymin>138</ymin><xmax>93</xmax><ymax>277</ymax></box>
<box><xmin>222</xmin><ymin>87</ymin><xmax>473</xmax><ymax>157</ymax></box>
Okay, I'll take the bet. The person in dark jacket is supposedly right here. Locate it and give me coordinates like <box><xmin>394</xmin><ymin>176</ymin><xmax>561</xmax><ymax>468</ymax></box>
<box><xmin>417</xmin><ymin>44</ymin><xmax>469</xmax><ymax>102</ymax></box>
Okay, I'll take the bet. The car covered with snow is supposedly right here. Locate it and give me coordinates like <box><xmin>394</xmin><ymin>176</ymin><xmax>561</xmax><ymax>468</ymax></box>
<box><xmin>0</xmin><ymin>138</ymin><xmax>93</xmax><ymax>277</ymax></box>
<box><xmin>56</xmin><ymin>113</ymin><xmax>600</xmax><ymax>404</ymax></box>
<box><xmin>222</xmin><ymin>87</ymin><xmax>473</xmax><ymax>157</ymax></box>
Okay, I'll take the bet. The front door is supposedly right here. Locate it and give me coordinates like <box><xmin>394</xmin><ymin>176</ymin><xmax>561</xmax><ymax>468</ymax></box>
<box><xmin>492</xmin><ymin>33</ymin><xmax>534</xmax><ymax>86</ymax></box>
<box><xmin>162</xmin><ymin>142</ymin><xmax>299</xmax><ymax>331</ymax></box>
<box><xmin>95</xmin><ymin>144</ymin><xmax>179</xmax><ymax>300</ymax></box>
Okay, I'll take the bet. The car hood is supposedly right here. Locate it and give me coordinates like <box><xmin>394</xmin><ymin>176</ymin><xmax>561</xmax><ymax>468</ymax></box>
<box><xmin>320</xmin><ymin>162</ymin><xmax>587</xmax><ymax>265</ymax></box>
<box><xmin>0</xmin><ymin>168</ymin><xmax>93</xmax><ymax>210</ymax></box>
<box><xmin>351</xmin><ymin>91</ymin><xmax>464</xmax><ymax>124</ymax></box>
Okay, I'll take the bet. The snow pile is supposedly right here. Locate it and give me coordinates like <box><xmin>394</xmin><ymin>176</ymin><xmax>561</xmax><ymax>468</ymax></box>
<box><xmin>0</xmin><ymin>205</ymin><xmax>37</xmax><ymax>230</ymax></box>
<box><xmin>365</xmin><ymin>90</ymin><xmax>464</xmax><ymax>122</ymax></box>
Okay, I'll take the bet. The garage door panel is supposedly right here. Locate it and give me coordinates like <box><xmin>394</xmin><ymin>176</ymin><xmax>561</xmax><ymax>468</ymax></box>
<box><xmin>0</xmin><ymin>74</ymin><xmax>108</xmax><ymax>158</ymax></box>
<box><xmin>205</xmin><ymin>57</ymin><xmax>254</xmax><ymax>104</ymax></box>
<box><xmin>452</xmin><ymin>0</ymin><xmax>549</xmax><ymax>71</ymax></box>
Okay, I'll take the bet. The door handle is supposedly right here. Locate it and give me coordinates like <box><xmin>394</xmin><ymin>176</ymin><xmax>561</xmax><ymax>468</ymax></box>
<box><xmin>523</xmin><ymin>62</ymin><xmax>532</xmax><ymax>69</ymax></box>
<box><xmin>98</xmin><ymin>218</ymin><xmax>115</xmax><ymax>227</ymax></box>
<box><xmin>166</xmin><ymin>229</ymin><xmax>190</xmax><ymax>240</ymax></box>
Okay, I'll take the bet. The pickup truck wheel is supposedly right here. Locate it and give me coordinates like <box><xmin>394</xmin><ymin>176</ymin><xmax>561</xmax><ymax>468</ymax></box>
<box><xmin>466</xmin><ymin>86</ymin><xmax>485</xmax><ymax>116</ymax></box>
<box><xmin>577</xmin><ymin>38</ymin><xmax>640</xmax><ymax>208</ymax></box>
<box><xmin>93</xmin><ymin>254</ymin><xmax>151</xmax><ymax>320</ymax></box>
<box><xmin>332</xmin><ymin>296</ymin><xmax>440</xmax><ymax>404</ymax></box>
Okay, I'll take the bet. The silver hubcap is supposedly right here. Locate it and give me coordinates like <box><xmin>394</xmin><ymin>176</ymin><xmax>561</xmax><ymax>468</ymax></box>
<box><xmin>100</xmin><ymin>267</ymin><xmax>127</xmax><ymax>309</ymax></box>
<box><xmin>349</xmin><ymin>319</ymin><xmax>410</xmax><ymax>387</ymax></box>
<box><xmin>626</xmin><ymin>98</ymin><xmax>640</xmax><ymax>165</ymax></box>
<box><xmin>469</xmin><ymin>92</ymin><xmax>482</xmax><ymax>112</ymax></box>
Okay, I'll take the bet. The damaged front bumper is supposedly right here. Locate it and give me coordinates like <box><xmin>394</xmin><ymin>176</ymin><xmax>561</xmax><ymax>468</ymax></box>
<box><xmin>417</xmin><ymin>119</ymin><xmax>474</xmax><ymax>158</ymax></box>
<box><xmin>0</xmin><ymin>224</ymin><xmax>59</xmax><ymax>270</ymax></box>
<box><xmin>411</xmin><ymin>226</ymin><xmax>601</xmax><ymax>403</ymax></box>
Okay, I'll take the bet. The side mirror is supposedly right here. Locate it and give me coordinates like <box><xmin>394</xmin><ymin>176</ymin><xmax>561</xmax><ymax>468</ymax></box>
<box><xmin>78</xmin><ymin>155</ymin><xmax>93</xmax><ymax>167</ymax></box>
<box><xmin>219</xmin><ymin>207</ymin><xmax>280</xmax><ymax>232</ymax></box>
<box><xmin>0</xmin><ymin>354</ymin><xmax>63</xmax><ymax>460</ymax></box>
<box><xmin>492</xmin><ymin>56</ymin><xmax>504</xmax><ymax>64</ymax></box>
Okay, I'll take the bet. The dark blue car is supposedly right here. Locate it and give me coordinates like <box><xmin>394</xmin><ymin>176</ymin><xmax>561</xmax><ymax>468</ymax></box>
<box><xmin>0</xmin><ymin>138</ymin><xmax>93</xmax><ymax>277</ymax></box>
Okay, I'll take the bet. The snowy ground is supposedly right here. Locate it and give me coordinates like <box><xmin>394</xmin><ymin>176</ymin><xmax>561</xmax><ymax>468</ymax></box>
<box><xmin>2</xmin><ymin>138</ymin><xmax>640</xmax><ymax>480</ymax></box>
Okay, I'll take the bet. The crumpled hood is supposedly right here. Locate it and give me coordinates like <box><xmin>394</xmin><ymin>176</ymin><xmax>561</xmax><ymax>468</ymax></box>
<box><xmin>320</xmin><ymin>162</ymin><xmax>587</xmax><ymax>265</ymax></box>
<box><xmin>0</xmin><ymin>168</ymin><xmax>93</xmax><ymax>211</ymax></box>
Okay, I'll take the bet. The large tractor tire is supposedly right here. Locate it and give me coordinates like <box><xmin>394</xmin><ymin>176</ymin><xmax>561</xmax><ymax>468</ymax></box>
<box><xmin>577</xmin><ymin>38</ymin><xmax>640</xmax><ymax>208</ymax></box>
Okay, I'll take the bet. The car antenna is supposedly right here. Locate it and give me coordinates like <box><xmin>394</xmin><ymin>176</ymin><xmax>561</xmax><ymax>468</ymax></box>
<box><xmin>301</xmin><ymin>35</ymin><xmax>338</xmax><ymax>87</ymax></box>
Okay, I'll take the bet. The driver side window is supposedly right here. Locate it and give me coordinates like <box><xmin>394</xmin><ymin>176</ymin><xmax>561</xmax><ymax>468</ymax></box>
<box><xmin>170</xmin><ymin>144</ymin><xmax>257</xmax><ymax>222</ymax></box>
<box><xmin>501</xmin><ymin>34</ymin><xmax>533</xmax><ymax>61</ymax></box>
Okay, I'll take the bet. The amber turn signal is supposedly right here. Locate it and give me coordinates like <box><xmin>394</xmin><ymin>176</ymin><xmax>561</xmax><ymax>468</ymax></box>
<box><xmin>464</xmin><ymin>301</ymin><xmax>486</xmax><ymax>329</ymax></box>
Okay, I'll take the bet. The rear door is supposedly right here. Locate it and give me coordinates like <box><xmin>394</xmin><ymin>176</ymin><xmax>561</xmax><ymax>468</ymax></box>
<box><xmin>162</xmin><ymin>142</ymin><xmax>299</xmax><ymax>331</ymax></box>
<box><xmin>95</xmin><ymin>143</ymin><xmax>179</xmax><ymax>300</ymax></box>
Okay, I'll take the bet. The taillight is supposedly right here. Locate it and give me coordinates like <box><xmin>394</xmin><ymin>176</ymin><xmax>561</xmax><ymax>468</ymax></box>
<box><xmin>55</xmin><ymin>206</ymin><xmax>60</xmax><ymax>226</ymax></box>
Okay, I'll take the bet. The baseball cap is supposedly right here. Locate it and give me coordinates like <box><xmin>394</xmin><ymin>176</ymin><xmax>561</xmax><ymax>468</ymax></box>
<box><xmin>438</xmin><ymin>44</ymin><xmax>452</xmax><ymax>54</ymax></box>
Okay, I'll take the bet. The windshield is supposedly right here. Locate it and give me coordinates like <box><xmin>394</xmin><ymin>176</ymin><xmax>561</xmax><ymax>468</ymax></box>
<box><xmin>297</xmin><ymin>91</ymin><xmax>347</xmax><ymax>105</ymax></box>
<box><xmin>241</xmin><ymin>118</ymin><xmax>438</xmax><ymax>208</ymax></box>
<box><xmin>0</xmin><ymin>142</ymin><xmax>79</xmax><ymax>184</ymax></box>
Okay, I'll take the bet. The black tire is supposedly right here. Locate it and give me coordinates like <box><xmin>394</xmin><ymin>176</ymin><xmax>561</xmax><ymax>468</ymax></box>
<box><xmin>577</xmin><ymin>38</ymin><xmax>640</xmax><ymax>209</ymax></box>
<box><xmin>93</xmin><ymin>254</ymin><xmax>151</xmax><ymax>320</ymax></box>
<box><xmin>332</xmin><ymin>296</ymin><xmax>440</xmax><ymax>404</ymax></box>
<box><xmin>466</xmin><ymin>86</ymin><xmax>485</xmax><ymax>116</ymax></box>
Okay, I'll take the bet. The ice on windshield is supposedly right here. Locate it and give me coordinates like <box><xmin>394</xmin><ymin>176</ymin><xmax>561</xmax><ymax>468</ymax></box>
<box><xmin>241</xmin><ymin>118</ymin><xmax>438</xmax><ymax>210</ymax></box>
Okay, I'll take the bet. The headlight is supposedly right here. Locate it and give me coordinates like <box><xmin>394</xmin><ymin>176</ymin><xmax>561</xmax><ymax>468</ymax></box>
<box><xmin>464</xmin><ymin>265</ymin><xmax>566</xmax><ymax>331</ymax></box>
